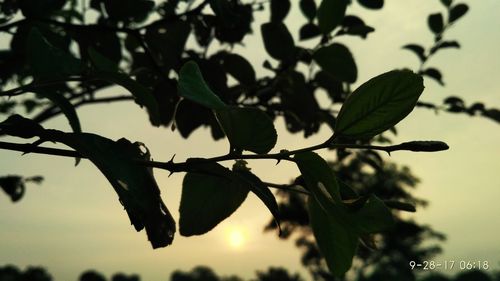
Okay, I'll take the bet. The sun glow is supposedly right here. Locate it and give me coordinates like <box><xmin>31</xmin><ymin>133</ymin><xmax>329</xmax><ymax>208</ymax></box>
<box><xmin>228</xmin><ymin>229</ymin><xmax>245</xmax><ymax>248</ymax></box>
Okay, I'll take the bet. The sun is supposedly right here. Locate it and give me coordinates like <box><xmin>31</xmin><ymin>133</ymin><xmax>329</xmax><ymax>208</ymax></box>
<box><xmin>228</xmin><ymin>229</ymin><xmax>245</xmax><ymax>248</ymax></box>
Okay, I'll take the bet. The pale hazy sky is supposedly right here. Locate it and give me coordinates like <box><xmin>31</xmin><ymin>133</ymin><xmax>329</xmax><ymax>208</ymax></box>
<box><xmin>1</xmin><ymin>1</ymin><xmax>499</xmax><ymax>280</ymax></box>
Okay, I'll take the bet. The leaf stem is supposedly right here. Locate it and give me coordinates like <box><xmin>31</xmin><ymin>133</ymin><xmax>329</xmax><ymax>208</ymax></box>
<box><xmin>263</xmin><ymin>182</ymin><xmax>310</xmax><ymax>195</ymax></box>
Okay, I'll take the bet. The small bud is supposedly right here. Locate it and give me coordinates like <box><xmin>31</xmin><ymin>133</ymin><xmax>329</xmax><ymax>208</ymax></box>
<box><xmin>398</xmin><ymin>141</ymin><xmax>449</xmax><ymax>152</ymax></box>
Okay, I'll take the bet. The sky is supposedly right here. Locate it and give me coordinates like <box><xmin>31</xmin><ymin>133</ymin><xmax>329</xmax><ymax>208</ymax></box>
<box><xmin>1</xmin><ymin>0</ymin><xmax>500</xmax><ymax>280</ymax></box>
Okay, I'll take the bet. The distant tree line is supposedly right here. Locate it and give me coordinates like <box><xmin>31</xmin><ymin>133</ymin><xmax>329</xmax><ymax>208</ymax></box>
<box><xmin>1</xmin><ymin>264</ymin><xmax>499</xmax><ymax>281</ymax></box>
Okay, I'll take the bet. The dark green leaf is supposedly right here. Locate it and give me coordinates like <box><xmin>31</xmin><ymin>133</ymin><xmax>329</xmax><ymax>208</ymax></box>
<box><xmin>180</xmin><ymin>162</ymin><xmax>249</xmax><ymax>236</ymax></box>
<box><xmin>234</xmin><ymin>169</ymin><xmax>281</xmax><ymax>232</ymax></box>
<box><xmin>422</xmin><ymin>67</ymin><xmax>444</xmax><ymax>86</ymax></box>
<box><xmin>221</xmin><ymin>54</ymin><xmax>256</xmax><ymax>85</ymax></box>
<box><xmin>26</xmin><ymin>28</ymin><xmax>81</xmax><ymax>80</ymax></box>
<box><xmin>270</xmin><ymin>0</ymin><xmax>291</xmax><ymax>22</ymax></box>
<box><xmin>449</xmin><ymin>3</ymin><xmax>468</xmax><ymax>23</ymax></box>
<box><xmin>357</xmin><ymin>0</ymin><xmax>384</xmax><ymax>9</ymax></box>
<box><xmin>299</xmin><ymin>23</ymin><xmax>322</xmax><ymax>41</ymax></box>
<box><xmin>338</xmin><ymin>180</ymin><xmax>358</xmax><ymax>200</ymax></box>
<box><xmin>430</xmin><ymin>40</ymin><xmax>460</xmax><ymax>54</ymax></box>
<box><xmin>177</xmin><ymin>61</ymin><xmax>227</xmax><ymax>110</ymax></box>
<box><xmin>335</xmin><ymin>70</ymin><xmax>424</xmax><ymax>139</ymax></box>
<box><xmin>295</xmin><ymin>152</ymin><xmax>394</xmax><ymax>276</ymax></box>
<box><xmin>402</xmin><ymin>44</ymin><xmax>426</xmax><ymax>62</ymax></box>
<box><xmin>300</xmin><ymin>0</ymin><xmax>317</xmax><ymax>21</ymax></box>
<box><xmin>294</xmin><ymin>152</ymin><xmax>341</xmax><ymax>205</ymax></box>
<box><xmin>428</xmin><ymin>13</ymin><xmax>444</xmax><ymax>34</ymax></box>
<box><xmin>261</xmin><ymin>22</ymin><xmax>296</xmax><ymax>61</ymax></box>
<box><xmin>317</xmin><ymin>0</ymin><xmax>347</xmax><ymax>34</ymax></box>
<box><xmin>352</xmin><ymin>195</ymin><xmax>394</xmax><ymax>233</ymax></box>
<box><xmin>308</xmin><ymin>198</ymin><xmax>358</xmax><ymax>277</ymax></box>
<box><xmin>59</xmin><ymin>133</ymin><xmax>176</xmax><ymax>249</ymax></box>
<box><xmin>313</xmin><ymin>43</ymin><xmax>357</xmax><ymax>83</ymax></box>
<box><xmin>216</xmin><ymin>106</ymin><xmax>277</xmax><ymax>154</ymax></box>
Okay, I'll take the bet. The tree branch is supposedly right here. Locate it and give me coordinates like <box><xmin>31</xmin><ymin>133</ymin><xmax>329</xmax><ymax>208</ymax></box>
<box><xmin>0</xmin><ymin>139</ymin><xmax>448</xmax><ymax>173</ymax></box>
<box><xmin>0</xmin><ymin>77</ymin><xmax>89</xmax><ymax>97</ymax></box>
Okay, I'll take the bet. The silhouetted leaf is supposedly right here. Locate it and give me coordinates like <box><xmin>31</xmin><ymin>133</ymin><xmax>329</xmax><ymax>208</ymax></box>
<box><xmin>37</xmin><ymin>88</ymin><xmax>82</xmax><ymax>134</ymax></box>
<box><xmin>428</xmin><ymin>13</ymin><xmax>444</xmax><ymax>34</ymax></box>
<box><xmin>313</xmin><ymin>43</ymin><xmax>357</xmax><ymax>83</ymax></box>
<box><xmin>317</xmin><ymin>0</ymin><xmax>347</xmax><ymax>34</ymax></box>
<box><xmin>234</xmin><ymin>169</ymin><xmax>281</xmax><ymax>232</ymax></box>
<box><xmin>19</xmin><ymin>0</ymin><xmax>67</xmax><ymax>17</ymax></box>
<box><xmin>443</xmin><ymin>96</ymin><xmax>465</xmax><ymax>112</ymax></box>
<box><xmin>430</xmin><ymin>40</ymin><xmax>460</xmax><ymax>54</ymax></box>
<box><xmin>335</xmin><ymin>70</ymin><xmax>424</xmax><ymax>139</ymax></box>
<box><xmin>482</xmin><ymin>109</ymin><xmax>500</xmax><ymax>124</ymax></box>
<box><xmin>308</xmin><ymin>198</ymin><xmax>358</xmax><ymax>277</ymax></box>
<box><xmin>299</xmin><ymin>23</ymin><xmax>322</xmax><ymax>41</ymax></box>
<box><xmin>0</xmin><ymin>100</ymin><xmax>16</xmax><ymax>114</ymax></box>
<box><xmin>357</xmin><ymin>0</ymin><xmax>384</xmax><ymax>9</ymax></box>
<box><xmin>384</xmin><ymin>200</ymin><xmax>417</xmax><ymax>212</ymax></box>
<box><xmin>422</xmin><ymin>67</ymin><xmax>444</xmax><ymax>86</ymax></box>
<box><xmin>338</xmin><ymin>15</ymin><xmax>375</xmax><ymax>39</ymax></box>
<box><xmin>402</xmin><ymin>44</ymin><xmax>426</xmax><ymax>62</ymax></box>
<box><xmin>261</xmin><ymin>22</ymin><xmax>296</xmax><ymax>61</ymax></box>
<box><xmin>177</xmin><ymin>61</ymin><xmax>227</xmax><ymax>110</ymax></box>
<box><xmin>102</xmin><ymin>0</ymin><xmax>155</xmax><ymax>23</ymax></box>
<box><xmin>174</xmin><ymin>100</ymin><xmax>214</xmax><ymax>138</ymax></box>
<box><xmin>216</xmin><ymin>106</ymin><xmax>277</xmax><ymax>154</ymax></box>
<box><xmin>270</xmin><ymin>0</ymin><xmax>290</xmax><ymax>22</ymax></box>
<box><xmin>449</xmin><ymin>3</ymin><xmax>468</xmax><ymax>23</ymax></box>
<box><xmin>179</xmin><ymin>162</ymin><xmax>249</xmax><ymax>236</ymax></box>
<box><xmin>300</xmin><ymin>0</ymin><xmax>317</xmax><ymax>21</ymax></box>
<box><xmin>0</xmin><ymin>176</ymin><xmax>25</xmax><ymax>202</ymax></box>
<box><xmin>440</xmin><ymin>0</ymin><xmax>452</xmax><ymax>7</ymax></box>
<box><xmin>27</xmin><ymin>28</ymin><xmax>81</xmax><ymax>80</ymax></box>
<box><xmin>0</xmin><ymin>114</ymin><xmax>44</xmax><ymax>139</ymax></box>
<box><xmin>152</xmin><ymin>79</ymin><xmax>179</xmax><ymax>126</ymax></box>
<box><xmin>89</xmin><ymin>49</ymin><xmax>161</xmax><ymax>125</ymax></box>
<box><xmin>468</xmin><ymin>102</ymin><xmax>485</xmax><ymax>114</ymax></box>
<box><xmin>192</xmin><ymin>15</ymin><xmax>215</xmax><ymax>47</ymax></box>
<box><xmin>314</xmin><ymin>71</ymin><xmax>344</xmax><ymax>102</ymax></box>
<box><xmin>212</xmin><ymin>2</ymin><xmax>253</xmax><ymax>44</ymax></box>
<box><xmin>58</xmin><ymin>133</ymin><xmax>176</xmax><ymax>248</ymax></box>
<box><xmin>220</xmin><ymin>53</ymin><xmax>256</xmax><ymax>85</ymax></box>
<box><xmin>145</xmin><ymin>20</ymin><xmax>191</xmax><ymax>70</ymax></box>
<box><xmin>19</xmin><ymin>30</ymin><xmax>82</xmax><ymax>134</ymax></box>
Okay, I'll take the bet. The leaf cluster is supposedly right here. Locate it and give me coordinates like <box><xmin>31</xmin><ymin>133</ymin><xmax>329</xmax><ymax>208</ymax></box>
<box><xmin>0</xmin><ymin>0</ymin><xmax>487</xmax><ymax>278</ymax></box>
